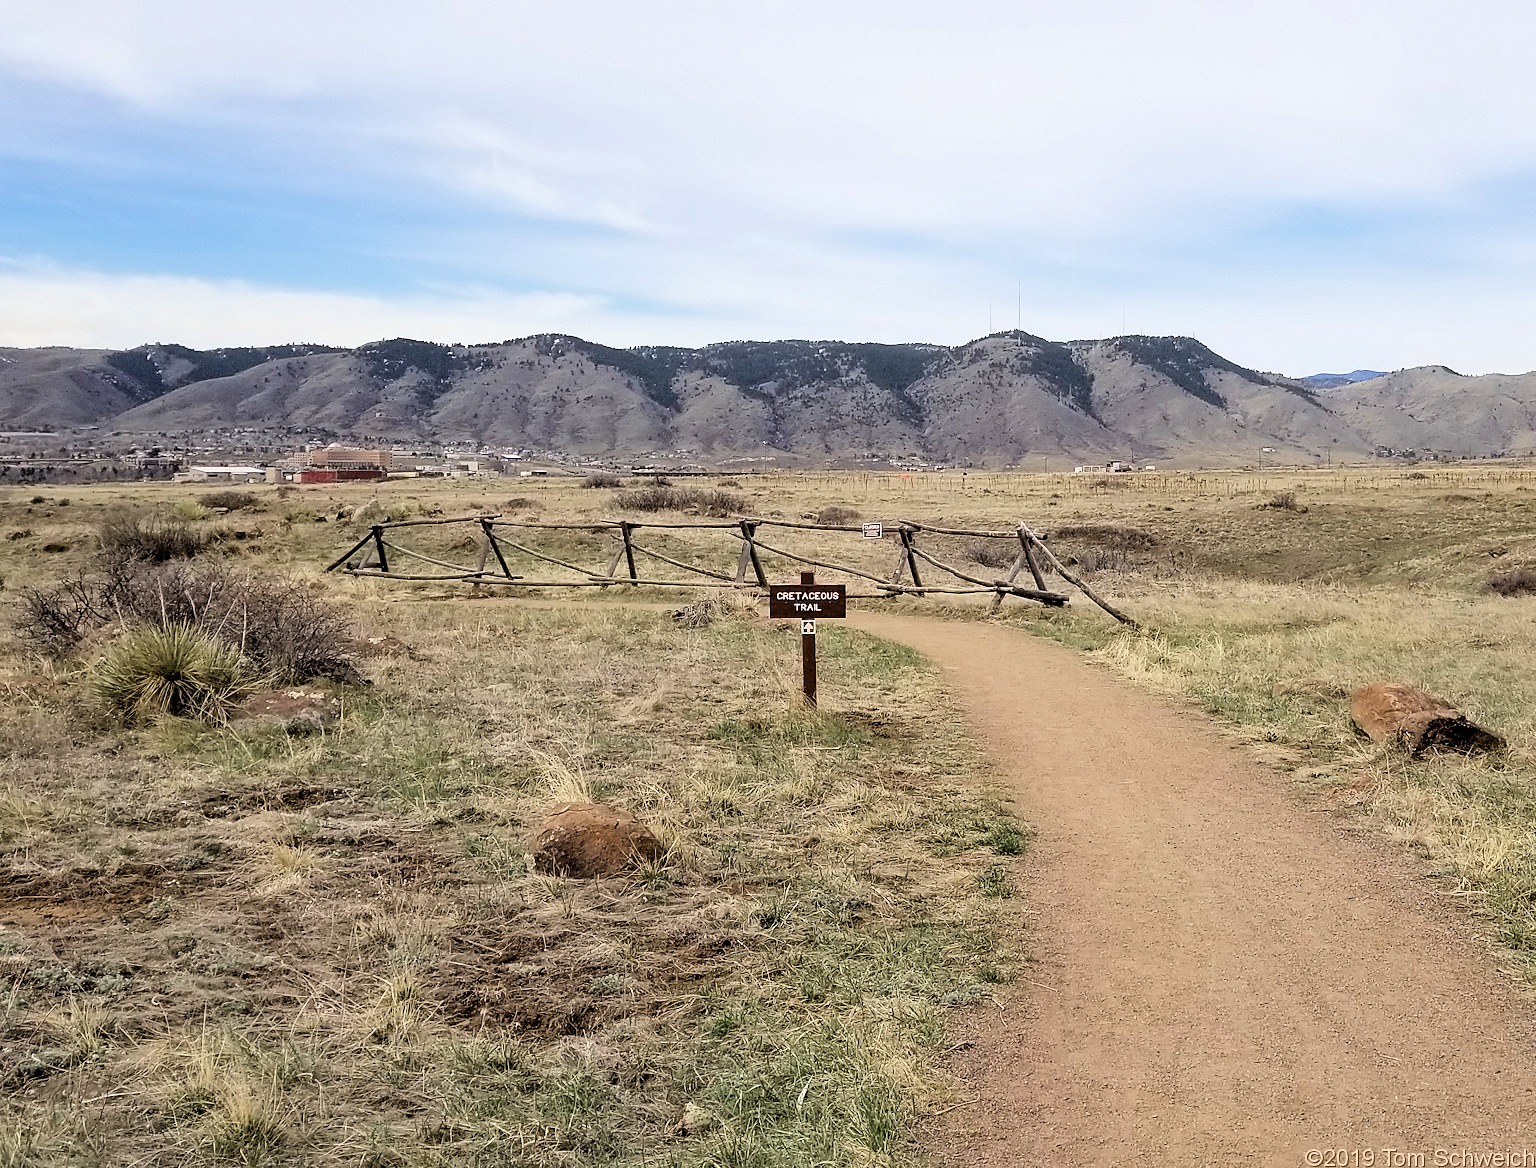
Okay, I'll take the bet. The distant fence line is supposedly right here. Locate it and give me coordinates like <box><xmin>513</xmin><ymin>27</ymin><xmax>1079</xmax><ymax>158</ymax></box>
<box><xmin>325</xmin><ymin>514</ymin><xmax>1136</xmax><ymax>625</ymax></box>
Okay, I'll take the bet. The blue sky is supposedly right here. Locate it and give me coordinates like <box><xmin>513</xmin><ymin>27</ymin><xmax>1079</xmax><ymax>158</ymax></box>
<box><xmin>2</xmin><ymin>0</ymin><xmax>1535</xmax><ymax>374</ymax></box>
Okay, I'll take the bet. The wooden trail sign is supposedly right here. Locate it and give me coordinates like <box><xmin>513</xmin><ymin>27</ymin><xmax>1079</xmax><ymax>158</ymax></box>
<box><xmin>770</xmin><ymin>571</ymin><xmax>845</xmax><ymax>705</ymax></box>
<box><xmin>768</xmin><ymin>581</ymin><xmax>847</xmax><ymax>619</ymax></box>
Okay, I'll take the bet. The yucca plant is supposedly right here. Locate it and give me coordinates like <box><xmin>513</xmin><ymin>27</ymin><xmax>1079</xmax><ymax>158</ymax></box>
<box><xmin>93</xmin><ymin>624</ymin><xmax>260</xmax><ymax>724</ymax></box>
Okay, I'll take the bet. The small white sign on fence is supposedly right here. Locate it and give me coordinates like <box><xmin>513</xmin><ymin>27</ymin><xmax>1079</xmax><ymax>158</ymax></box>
<box><xmin>862</xmin><ymin>522</ymin><xmax>884</xmax><ymax>540</ymax></box>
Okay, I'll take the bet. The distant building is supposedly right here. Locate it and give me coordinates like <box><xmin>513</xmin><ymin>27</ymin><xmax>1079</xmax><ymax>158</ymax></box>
<box><xmin>176</xmin><ymin>465</ymin><xmax>266</xmax><ymax>483</ymax></box>
<box><xmin>281</xmin><ymin>446</ymin><xmax>399</xmax><ymax>483</ymax></box>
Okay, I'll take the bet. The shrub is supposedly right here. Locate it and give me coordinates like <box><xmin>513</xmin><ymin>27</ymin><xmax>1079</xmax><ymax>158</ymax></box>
<box><xmin>1487</xmin><ymin>569</ymin><xmax>1536</xmax><ymax>597</ymax></box>
<box><xmin>691</xmin><ymin>490</ymin><xmax>746</xmax><ymax>518</ymax></box>
<box><xmin>815</xmin><ymin>505</ymin><xmax>861</xmax><ymax>526</ymax></box>
<box><xmin>716</xmin><ymin>479</ymin><xmax>742</xmax><ymax>488</ymax></box>
<box><xmin>18</xmin><ymin>559</ymin><xmax>361</xmax><ymax>684</ymax></box>
<box><xmin>615</xmin><ymin>487</ymin><xmax>745</xmax><ymax>517</ymax></box>
<box><xmin>582</xmin><ymin>473</ymin><xmax>624</xmax><ymax>489</ymax></box>
<box><xmin>964</xmin><ymin>539</ymin><xmax>1016</xmax><ymax>569</ymax></box>
<box><xmin>15</xmin><ymin>574</ymin><xmax>102</xmax><ymax>656</ymax></box>
<box><xmin>172</xmin><ymin>500</ymin><xmax>209</xmax><ymax>522</ymax></box>
<box><xmin>99</xmin><ymin>510</ymin><xmax>207</xmax><ymax>561</ymax></box>
<box><xmin>200</xmin><ymin>490</ymin><xmax>261</xmax><ymax>511</ymax></box>
<box><xmin>92</xmin><ymin>624</ymin><xmax>257</xmax><ymax>724</ymax></box>
<box><xmin>1257</xmin><ymin>491</ymin><xmax>1304</xmax><ymax>512</ymax></box>
<box><xmin>615</xmin><ymin>486</ymin><xmax>680</xmax><ymax>512</ymax></box>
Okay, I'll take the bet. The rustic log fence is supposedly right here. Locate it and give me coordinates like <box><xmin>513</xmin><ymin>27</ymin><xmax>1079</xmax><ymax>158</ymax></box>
<box><xmin>324</xmin><ymin>514</ymin><xmax>1135</xmax><ymax>624</ymax></box>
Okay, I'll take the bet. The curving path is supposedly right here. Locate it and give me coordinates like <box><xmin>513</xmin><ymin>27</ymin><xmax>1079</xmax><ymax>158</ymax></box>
<box><xmin>851</xmin><ymin>613</ymin><xmax>1536</xmax><ymax>1166</ymax></box>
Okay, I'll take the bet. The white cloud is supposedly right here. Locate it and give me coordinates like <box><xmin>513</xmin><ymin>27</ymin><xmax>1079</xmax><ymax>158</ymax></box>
<box><xmin>3</xmin><ymin>0</ymin><xmax>1536</xmax><ymax>369</ymax></box>
<box><xmin>5</xmin><ymin>253</ymin><xmax>1534</xmax><ymax>378</ymax></box>
<box><xmin>0</xmin><ymin>261</ymin><xmax>605</xmax><ymax>350</ymax></box>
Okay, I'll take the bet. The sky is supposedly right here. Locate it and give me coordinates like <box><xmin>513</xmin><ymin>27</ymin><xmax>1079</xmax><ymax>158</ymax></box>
<box><xmin>2</xmin><ymin>0</ymin><xmax>1536</xmax><ymax>374</ymax></box>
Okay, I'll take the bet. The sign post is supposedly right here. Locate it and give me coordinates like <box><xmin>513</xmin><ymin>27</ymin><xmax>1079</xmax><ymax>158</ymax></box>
<box><xmin>801</xmin><ymin>615</ymin><xmax>817</xmax><ymax>706</ymax></box>
<box><xmin>768</xmin><ymin>571</ymin><xmax>847</xmax><ymax>707</ymax></box>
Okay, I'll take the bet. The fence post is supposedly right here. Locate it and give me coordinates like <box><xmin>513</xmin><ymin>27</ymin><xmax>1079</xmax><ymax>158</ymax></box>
<box><xmin>735</xmin><ymin>520</ymin><xmax>768</xmax><ymax>587</ymax></box>
<box><xmin>325</xmin><ymin>531</ymin><xmax>377</xmax><ymax>572</ymax></box>
<box><xmin>619</xmin><ymin>522</ymin><xmax>639</xmax><ymax>584</ymax></box>
<box><xmin>990</xmin><ymin>525</ymin><xmax>1050</xmax><ymax>611</ymax></box>
<box><xmin>1021</xmin><ymin>525</ymin><xmax>1138</xmax><ymax>627</ymax></box>
<box><xmin>481</xmin><ymin>519</ymin><xmax>514</xmax><ymax>578</ymax></box>
<box><xmin>371</xmin><ymin>526</ymin><xmax>389</xmax><ymax>574</ymax></box>
<box><xmin>899</xmin><ymin>527</ymin><xmax>924</xmax><ymax>596</ymax></box>
<box><xmin>602</xmin><ymin>540</ymin><xmax>625</xmax><ymax>586</ymax></box>
<box><xmin>1019</xmin><ymin>525</ymin><xmax>1049</xmax><ymax>590</ymax></box>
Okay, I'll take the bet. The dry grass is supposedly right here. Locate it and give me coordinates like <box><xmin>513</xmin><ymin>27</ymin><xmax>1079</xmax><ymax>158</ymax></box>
<box><xmin>6</xmin><ymin>462</ymin><xmax>1536</xmax><ymax>1159</ymax></box>
<box><xmin>0</xmin><ymin>489</ymin><xmax>1024</xmax><ymax>1164</ymax></box>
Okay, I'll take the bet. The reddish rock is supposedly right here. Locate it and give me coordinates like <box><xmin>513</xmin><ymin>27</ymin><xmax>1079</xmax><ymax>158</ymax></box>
<box><xmin>527</xmin><ymin>802</ymin><xmax>664</xmax><ymax>878</ymax></box>
<box><xmin>1349</xmin><ymin>682</ymin><xmax>1504</xmax><ymax>756</ymax></box>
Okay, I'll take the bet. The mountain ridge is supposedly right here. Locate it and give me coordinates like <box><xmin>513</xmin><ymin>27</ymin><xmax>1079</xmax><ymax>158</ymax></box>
<box><xmin>3</xmin><ymin>332</ymin><xmax>1534</xmax><ymax>465</ymax></box>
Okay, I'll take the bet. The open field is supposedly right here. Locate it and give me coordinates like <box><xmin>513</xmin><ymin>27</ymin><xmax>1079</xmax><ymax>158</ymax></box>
<box><xmin>2</xmin><ymin>463</ymin><xmax>1536</xmax><ymax>1162</ymax></box>
<box><xmin>0</xmin><ymin>481</ymin><xmax>1028</xmax><ymax>1165</ymax></box>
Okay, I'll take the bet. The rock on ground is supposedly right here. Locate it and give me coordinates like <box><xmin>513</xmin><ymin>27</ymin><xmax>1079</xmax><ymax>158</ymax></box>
<box><xmin>1349</xmin><ymin>681</ymin><xmax>1504</xmax><ymax>756</ymax></box>
<box><xmin>527</xmin><ymin>802</ymin><xmax>664</xmax><ymax>877</ymax></box>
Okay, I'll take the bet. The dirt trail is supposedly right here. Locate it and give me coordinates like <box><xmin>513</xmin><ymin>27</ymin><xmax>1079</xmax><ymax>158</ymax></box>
<box><xmin>851</xmin><ymin>613</ymin><xmax>1536</xmax><ymax>1166</ymax></box>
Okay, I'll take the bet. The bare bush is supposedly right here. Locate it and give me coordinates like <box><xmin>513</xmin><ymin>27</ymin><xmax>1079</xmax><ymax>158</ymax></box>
<box><xmin>200</xmin><ymin>490</ymin><xmax>261</xmax><ymax>511</ymax></box>
<box><xmin>815</xmin><ymin>505</ymin><xmax>862</xmax><ymax>526</ymax></box>
<box><xmin>617</xmin><ymin>486</ymin><xmax>683</xmax><ymax>512</ymax></box>
<box><xmin>99</xmin><ymin>510</ymin><xmax>207</xmax><ymax>561</ymax></box>
<box><xmin>615</xmin><ymin>487</ymin><xmax>745</xmax><ymax>517</ymax></box>
<box><xmin>1257</xmin><ymin>491</ymin><xmax>1305</xmax><ymax>512</ymax></box>
<box><xmin>1486</xmin><ymin>569</ymin><xmax>1536</xmax><ymax>598</ymax></box>
<box><xmin>17</xmin><ymin>558</ymin><xmax>361</xmax><ymax>684</ymax></box>
<box><xmin>691</xmin><ymin>490</ymin><xmax>746</xmax><ymax>518</ymax></box>
<box><xmin>964</xmin><ymin>539</ymin><xmax>1016</xmax><ymax>569</ymax></box>
<box><xmin>582</xmin><ymin>473</ymin><xmax>624</xmax><ymax>489</ymax></box>
<box><xmin>15</xmin><ymin>573</ymin><xmax>103</xmax><ymax>656</ymax></box>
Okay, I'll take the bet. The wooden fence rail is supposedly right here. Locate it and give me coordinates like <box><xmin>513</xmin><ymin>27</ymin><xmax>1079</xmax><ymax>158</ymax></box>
<box><xmin>324</xmin><ymin>514</ymin><xmax>1136</xmax><ymax>625</ymax></box>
